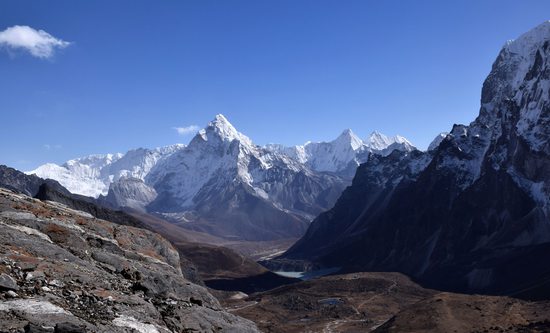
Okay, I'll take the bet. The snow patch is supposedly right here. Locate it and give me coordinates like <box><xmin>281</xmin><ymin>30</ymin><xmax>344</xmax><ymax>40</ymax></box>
<box><xmin>113</xmin><ymin>315</ymin><xmax>163</xmax><ymax>333</ymax></box>
<box><xmin>0</xmin><ymin>299</ymin><xmax>70</xmax><ymax>315</ymax></box>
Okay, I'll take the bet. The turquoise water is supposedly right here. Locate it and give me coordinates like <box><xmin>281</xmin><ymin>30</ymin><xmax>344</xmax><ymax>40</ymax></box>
<box><xmin>273</xmin><ymin>267</ymin><xmax>340</xmax><ymax>280</ymax></box>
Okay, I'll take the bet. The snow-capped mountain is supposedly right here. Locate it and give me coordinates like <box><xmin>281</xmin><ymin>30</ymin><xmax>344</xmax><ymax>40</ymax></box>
<box><xmin>146</xmin><ymin>114</ymin><xmax>282</xmax><ymax>209</ymax></box>
<box><xmin>29</xmin><ymin>115</ymin><xmax>349</xmax><ymax>240</ymax></box>
<box><xmin>27</xmin><ymin>154</ymin><xmax>121</xmax><ymax>198</ymax></box>
<box><xmin>283</xmin><ymin>21</ymin><xmax>550</xmax><ymax>297</ymax></box>
<box><xmin>28</xmin><ymin>145</ymin><xmax>184</xmax><ymax>197</ymax></box>
<box><xmin>145</xmin><ymin>114</ymin><xmax>346</xmax><ymax>240</ymax></box>
<box><xmin>28</xmin><ymin>113</ymin><xmax>417</xmax><ymax>241</ymax></box>
<box><xmin>367</xmin><ymin>131</ymin><xmax>414</xmax><ymax>151</ymax></box>
<box><xmin>265</xmin><ymin>129</ymin><xmax>367</xmax><ymax>174</ymax></box>
<box><xmin>265</xmin><ymin>128</ymin><xmax>416</xmax><ymax>177</ymax></box>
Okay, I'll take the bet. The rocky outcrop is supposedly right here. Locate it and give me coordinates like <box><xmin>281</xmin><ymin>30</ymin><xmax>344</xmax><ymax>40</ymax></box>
<box><xmin>34</xmin><ymin>182</ymin><xmax>151</xmax><ymax>231</ymax></box>
<box><xmin>99</xmin><ymin>178</ymin><xmax>157</xmax><ymax>212</ymax></box>
<box><xmin>0</xmin><ymin>187</ymin><xmax>258</xmax><ymax>332</ymax></box>
<box><xmin>0</xmin><ymin>165</ymin><xmax>150</xmax><ymax>232</ymax></box>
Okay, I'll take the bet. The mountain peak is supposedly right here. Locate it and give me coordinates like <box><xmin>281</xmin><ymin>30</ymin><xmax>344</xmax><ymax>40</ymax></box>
<box><xmin>214</xmin><ymin>113</ymin><xmax>230</xmax><ymax>123</ymax></box>
<box><xmin>340</xmin><ymin>128</ymin><xmax>353</xmax><ymax>135</ymax></box>
<box><xmin>478</xmin><ymin>21</ymin><xmax>550</xmax><ymax>151</ymax></box>
<box><xmin>366</xmin><ymin>131</ymin><xmax>415</xmax><ymax>151</ymax></box>
<box><xmin>196</xmin><ymin>114</ymin><xmax>253</xmax><ymax>146</ymax></box>
<box><xmin>368</xmin><ymin>131</ymin><xmax>392</xmax><ymax>150</ymax></box>
<box><xmin>210</xmin><ymin>113</ymin><xmax>235</xmax><ymax>131</ymax></box>
<box><xmin>335</xmin><ymin>129</ymin><xmax>363</xmax><ymax>150</ymax></box>
<box><xmin>369</xmin><ymin>130</ymin><xmax>388</xmax><ymax>139</ymax></box>
<box><xmin>393</xmin><ymin>135</ymin><xmax>412</xmax><ymax>145</ymax></box>
<box><xmin>504</xmin><ymin>20</ymin><xmax>550</xmax><ymax>55</ymax></box>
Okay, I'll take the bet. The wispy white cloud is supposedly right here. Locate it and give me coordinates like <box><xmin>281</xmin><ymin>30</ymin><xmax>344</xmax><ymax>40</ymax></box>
<box><xmin>173</xmin><ymin>125</ymin><xmax>199</xmax><ymax>136</ymax></box>
<box><xmin>0</xmin><ymin>25</ymin><xmax>71</xmax><ymax>59</ymax></box>
<box><xmin>43</xmin><ymin>144</ymin><xmax>62</xmax><ymax>150</ymax></box>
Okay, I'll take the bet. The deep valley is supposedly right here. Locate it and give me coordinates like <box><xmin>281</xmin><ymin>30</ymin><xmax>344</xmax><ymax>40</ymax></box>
<box><xmin>2</xmin><ymin>9</ymin><xmax>550</xmax><ymax>333</ymax></box>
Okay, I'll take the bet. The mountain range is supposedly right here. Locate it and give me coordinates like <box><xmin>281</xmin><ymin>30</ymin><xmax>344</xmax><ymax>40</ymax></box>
<box><xmin>3</xmin><ymin>19</ymin><xmax>550</xmax><ymax>333</ymax></box>
<box><xmin>281</xmin><ymin>20</ymin><xmax>550</xmax><ymax>298</ymax></box>
<box><xmin>28</xmin><ymin>114</ymin><xmax>417</xmax><ymax>241</ymax></box>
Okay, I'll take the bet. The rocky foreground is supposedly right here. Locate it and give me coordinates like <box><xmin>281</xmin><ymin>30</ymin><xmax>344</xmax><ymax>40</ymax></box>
<box><xmin>0</xmin><ymin>187</ymin><xmax>258</xmax><ymax>332</ymax></box>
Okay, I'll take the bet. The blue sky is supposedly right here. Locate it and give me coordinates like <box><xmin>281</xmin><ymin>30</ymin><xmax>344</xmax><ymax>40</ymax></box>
<box><xmin>1</xmin><ymin>1</ymin><xmax>550</xmax><ymax>170</ymax></box>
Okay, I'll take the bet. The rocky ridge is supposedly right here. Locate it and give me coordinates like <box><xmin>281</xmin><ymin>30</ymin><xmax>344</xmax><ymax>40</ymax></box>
<box><xmin>0</xmin><ymin>187</ymin><xmax>258</xmax><ymax>332</ymax></box>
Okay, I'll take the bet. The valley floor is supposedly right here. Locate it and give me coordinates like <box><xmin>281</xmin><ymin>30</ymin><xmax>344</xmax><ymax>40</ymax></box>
<box><xmin>217</xmin><ymin>272</ymin><xmax>550</xmax><ymax>333</ymax></box>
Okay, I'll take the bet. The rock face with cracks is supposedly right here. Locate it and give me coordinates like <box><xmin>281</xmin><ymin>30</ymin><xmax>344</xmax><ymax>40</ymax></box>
<box><xmin>0</xmin><ymin>187</ymin><xmax>258</xmax><ymax>332</ymax></box>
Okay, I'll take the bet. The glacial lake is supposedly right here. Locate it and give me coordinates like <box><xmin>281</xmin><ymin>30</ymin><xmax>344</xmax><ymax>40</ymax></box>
<box><xmin>273</xmin><ymin>267</ymin><xmax>340</xmax><ymax>280</ymax></box>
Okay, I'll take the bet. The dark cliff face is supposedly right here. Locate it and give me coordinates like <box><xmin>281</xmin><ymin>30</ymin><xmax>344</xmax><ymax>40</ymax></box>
<box><xmin>282</xmin><ymin>22</ymin><xmax>550</xmax><ymax>298</ymax></box>
<box><xmin>285</xmin><ymin>149</ymin><xmax>431</xmax><ymax>262</ymax></box>
<box><xmin>0</xmin><ymin>165</ymin><xmax>65</xmax><ymax>197</ymax></box>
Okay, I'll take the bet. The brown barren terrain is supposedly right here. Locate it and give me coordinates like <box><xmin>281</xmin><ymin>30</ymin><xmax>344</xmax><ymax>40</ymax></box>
<box><xmin>222</xmin><ymin>272</ymin><xmax>550</xmax><ymax>333</ymax></box>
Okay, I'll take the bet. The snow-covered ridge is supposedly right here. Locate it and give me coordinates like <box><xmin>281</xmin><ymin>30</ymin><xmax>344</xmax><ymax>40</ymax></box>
<box><xmin>504</xmin><ymin>20</ymin><xmax>550</xmax><ymax>64</ymax></box>
<box><xmin>27</xmin><ymin>144</ymin><xmax>185</xmax><ymax>197</ymax></box>
<box><xmin>265</xmin><ymin>129</ymin><xmax>416</xmax><ymax>173</ymax></box>
<box><xmin>368</xmin><ymin>131</ymin><xmax>408</xmax><ymax>150</ymax></box>
<box><xmin>480</xmin><ymin>21</ymin><xmax>550</xmax><ymax>153</ymax></box>
<box><xmin>27</xmin><ymin>114</ymin><xmax>415</xmax><ymax>209</ymax></box>
<box><xmin>28</xmin><ymin>114</ymin><xmax>417</xmax><ymax>198</ymax></box>
<box><xmin>427</xmin><ymin>21</ymin><xmax>550</xmax><ymax>207</ymax></box>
